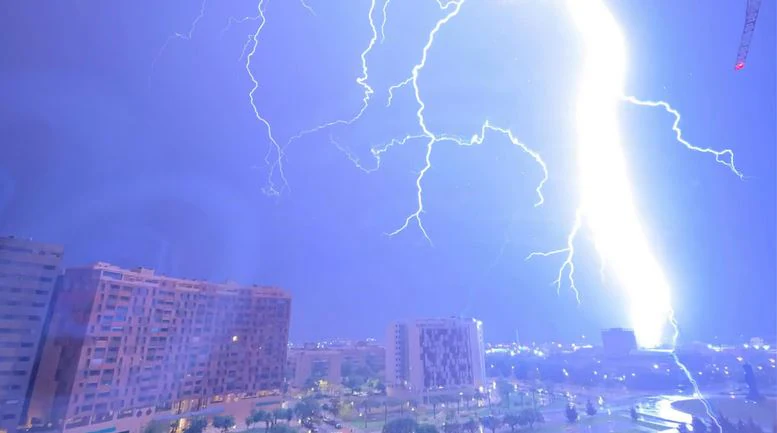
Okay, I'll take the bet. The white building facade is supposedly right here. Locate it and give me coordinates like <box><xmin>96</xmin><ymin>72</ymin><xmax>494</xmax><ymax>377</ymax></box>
<box><xmin>386</xmin><ymin>317</ymin><xmax>486</xmax><ymax>398</ymax></box>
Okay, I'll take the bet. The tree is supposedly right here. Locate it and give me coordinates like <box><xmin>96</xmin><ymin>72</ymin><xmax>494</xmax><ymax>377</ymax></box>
<box><xmin>497</xmin><ymin>380</ymin><xmax>514</xmax><ymax>408</ymax></box>
<box><xmin>184</xmin><ymin>417</ymin><xmax>208</xmax><ymax>433</ymax></box>
<box><xmin>251</xmin><ymin>410</ymin><xmax>272</xmax><ymax>433</ymax></box>
<box><xmin>586</xmin><ymin>400</ymin><xmax>597</xmax><ymax>416</ymax></box>
<box><xmin>565</xmin><ymin>405</ymin><xmax>578</xmax><ymax>423</ymax></box>
<box><xmin>142</xmin><ymin>421</ymin><xmax>169</xmax><ymax>433</ymax></box>
<box><xmin>480</xmin><ymin>415</ymin><xmax>501</xmax><ymax>433</ymax></box>
<box><xmin>246</xmin><ymin>413</ymin><xmax>256</xmax><ymax>430</ymax></box>
<box><xmin>504</xmin><ymin>413</ymin><xmax>521</xmax><ymax>432</ymax></box>
<box><xmin>274</xmin><ymin>409</ymin><xmax>293</xmax><ymax>425</ymax></box>
<box><xmin>382</xmin><ymin>418</ymin><xmax>417</xmax><ymax>433</ymax></box>
<box><xmin>463</xmin><ymin>418</ymin><xmax>480</xmax><ymax>433</ymax></box>
<box><xmin>630</xmin><ymin>406</ymin><xmax>639</xmax><ymax>422</ymax></box>
<box><xmin>294</xmin><ymin>398</ymin><xmax>320</xmax><ymax>420</ymax></box>
<box><xmin>520</xmin><ymin>409</ymin><xmax>543</xmax><ymax>429</ymax></box>
<box><xmin>692</xmin><ymin>417</ymin><xmax>709</xmax><ymax>433</ymax></box>
<box><xmin>213</xmin><ymin>415</ymin><xmax>236</xmax><ymax>433</ymax></box>
<box><xmin>417</xmin><ymin>424</ymin><xmax>440</xmax><ymax>433</ymax></box>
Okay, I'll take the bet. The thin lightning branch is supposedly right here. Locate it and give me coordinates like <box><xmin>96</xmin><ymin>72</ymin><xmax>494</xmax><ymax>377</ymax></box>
<box><xmin>380</xmin><ymin>0</ymin><xmax>391</xmax><ymax>43</ymax></box>
<box><xmin>221</xmin><ymin>14</ymin><xmax>261</xmax><ymax>37</ymax></box>
<box><xmin>152</xmin><ymin>0</ymin><xmax>208</xmax><ymax>70</ymax></box>
<box><xmin>387</xmin><ymin>77</ymin><xmax>413</xmax><ymax>107</ymax></box>
<box><xmin>299</xmin><ymin>0</ymin><xmax>316</xmax><ymax>16</ymax></box>
<box><xmin>285</xmin><ymin>0</ymin><xmax>379</xmax><ymax>146</ymax></box>
<box><xmin>238</xmin><ymin>35</ymin><xmax>254</xmax><ymax>62</ymax></box>
<box><xmin>622</xmin><ymin>95</ymin><xmax>743</xmax><ymax>179</ymax></box>
<box><xmin>385</xmin><ymin>0</ymin><xmax>465</xmax><ymax>244</ymax></box>
<box><xmin>526</xmin><ymin>209</ymin><xmax>582</xmax><ymax>302</ymax></box>
<box><xmin>332</xmin><ymin>134</ymin><xmax>427</xmax><ymax>173</ymax></box>
<box><xmin>669</xmin><ymin>312</ymin><xmax>722</xmax><ymax>430</ymax></box>
<box><xmin>244</xmin><ymin>0</ymin><xmax>288</xmax><ymax>196</ymax></box>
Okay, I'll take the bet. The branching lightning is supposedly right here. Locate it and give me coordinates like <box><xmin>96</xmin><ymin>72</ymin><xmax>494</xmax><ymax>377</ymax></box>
<box><xmin>160</xmin><ymin>1</ymin><xmax>744</xmax><ymax>427</ymax></box>
<box><xmin>241</xmin><ymin>0</ymin><xmax>288</xmax><ymax>196</ymax></box>
<box><xmin>622</xmin><ymin>96</ymin><xmax>743</xmax><ymax>178</ymax></box>
<box><xmin>526</xmin><ymin>209</ymin><xmax>582</xmax><ymax>303</ymax></box>
<box><xmin>285</xmin><ymin>0</ymin><xmax>380</xmax><ymax>146</ymax></box>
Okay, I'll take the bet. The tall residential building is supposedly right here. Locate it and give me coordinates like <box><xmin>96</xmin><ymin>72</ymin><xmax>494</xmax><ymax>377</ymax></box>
<box><xmin>386</xmin><ymin>317</ymin><xmax>486</xmax><ymax>399</ymax></box>
<box><xmin>30</xmin><ymin>263</ymin><xmax>290</xmax><ymax>433</ymax></box>
<box><xmin>0</xmin><ymin>236</ymin><xmax>63</xmax><ymax>433</ymax></box>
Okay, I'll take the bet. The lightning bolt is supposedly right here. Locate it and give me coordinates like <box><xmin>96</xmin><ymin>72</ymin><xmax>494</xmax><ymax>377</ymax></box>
<box><xmin>160</xmin><ymin>1</ymin><xmax>739</xmax><ymax>427</ymax></box>
<box><xmin>285</xmin><ymin>0</ymin><xmax>380</xmax><ymax>145</ymax></box>
<box><xmin>240</xmin><ymin>0</ymin><xmax>289</xmax><ymax>196</ymax></box>
<box><xmin>152</xmin><ymin>0</ymin><xmax>208</xmax><ymax>71</ymax></box>
<box><xmin>670</xmin><ymin>312</ymin><xmax>722</xmax><ymax>431</ymax></box>
<box><xmin>526</xmin><ymin>209</ymin><xmax>582</xmax><ymax>303</ymax></box>
<box><xmin>380</xmin><ymin>0</ymin><xmax>391</xmax><ymax>43</ymax></box>
<box><xmin>622</xmin><ymin>96</ymin><xmax>743</xmax><ymax>178</ymax></box>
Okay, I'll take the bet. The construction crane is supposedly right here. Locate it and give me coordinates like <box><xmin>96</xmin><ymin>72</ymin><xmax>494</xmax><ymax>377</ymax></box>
<box><xmin>734</xmin><ymin>0</ymin><xmax>762</xmax><ymax>71</ymax></box>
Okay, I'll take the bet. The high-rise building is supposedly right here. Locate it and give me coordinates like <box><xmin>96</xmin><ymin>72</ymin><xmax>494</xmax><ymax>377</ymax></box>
<box><xmin>601</xmin><ymin>327</ymin><xmax>637</xmax><ymax>356</ymax></box>
<box><xmin>0</xmin><ymin>236</ymin><xmax>63</xmax><ymax>433</ymax></box>
<box><xmin>386</xmin><ymin>317</ymin><xmax>486</xmax><ymax>399</ymax></box>
<box><xmin>29</xmin><ymin>262</ymin><xmax>291</xmax><ymax>433</ymax></box>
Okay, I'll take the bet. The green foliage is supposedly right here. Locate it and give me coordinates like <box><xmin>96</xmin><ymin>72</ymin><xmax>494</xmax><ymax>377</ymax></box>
<box><xmin>565</xmin><ymin>405</ymin><xmax>578</xmax><ymax>424</ymax></box>
<box><xmin>585</xmin><ymin>400</ymin><xmax>597</xmax><ymax>416</ymax></box>
<box><xmin>213</xmin><ymin>415</ymin><xmax>235</xmax><ymax>433</ymax></box>
<box><xmin>382</xmin><ymin>418</ymin><xmax>417</xmax><ymax>433</ymax></box>
<box><xmin>496</xmin><ymin>380</ymin><xmax>514</xmax><ymax>408</ymax></box>
<box><xmin>295</xmin><ymin>398</ymin><xmax>320</xmax><ymax>419</ymax></box>
<box><xmin>184</xmin><ymin>417</ymin><xmax>208</xmax><ymax>433</ymax></box>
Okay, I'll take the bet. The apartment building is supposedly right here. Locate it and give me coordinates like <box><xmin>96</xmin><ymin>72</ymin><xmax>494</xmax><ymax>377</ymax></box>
<box><xmin>386</xmin><ymin>317</ymin><xmax>486</xmax><ymax>399</ymax></box>
<box><xmin>29</xmin><ymin>263</ymin><xmax>290</xmax><ymax>433</ymax></box>
<box><xmin>0</xmin><ymin>236</ymin><xmax>63</xmax><ymax>433</ymax></box>
<box><xmin>286</xmin><ymin>341</ymin><xmax>384</xmax><ymax>389</ymax></box>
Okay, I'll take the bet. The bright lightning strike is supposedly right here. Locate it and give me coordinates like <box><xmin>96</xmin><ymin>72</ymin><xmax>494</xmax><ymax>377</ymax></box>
<box><xmin>160</xmin><ymin>1</ymin><xmax>741</xmax><ymax>426</ymax></box>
